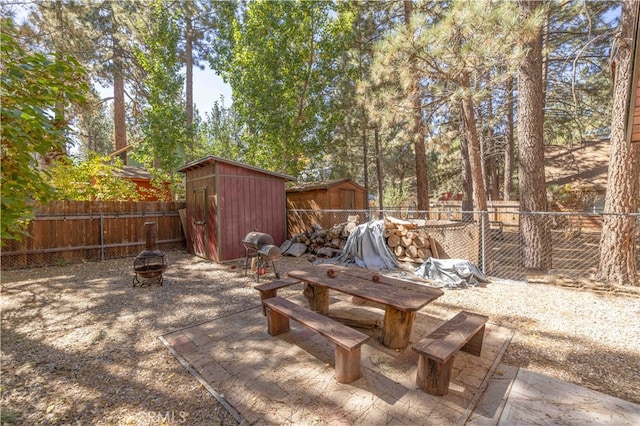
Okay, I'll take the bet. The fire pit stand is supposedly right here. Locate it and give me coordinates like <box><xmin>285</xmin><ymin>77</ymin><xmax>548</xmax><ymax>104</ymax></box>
<box><xmin>133</xmin><ymin>222</ymin><xmax>167</xmax><ymax>287</ymax></box>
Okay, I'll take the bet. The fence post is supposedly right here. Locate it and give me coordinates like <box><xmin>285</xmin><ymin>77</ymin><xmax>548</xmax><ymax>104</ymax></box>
<box><xmin>481</xmin><ymin>211</ymin><xmax>487</xmax><ymax>274</ymax></box>
<box><xmin>100</xmin><ymin>213</ymin><xmax>105</xmax><ymax>261</ymax></box>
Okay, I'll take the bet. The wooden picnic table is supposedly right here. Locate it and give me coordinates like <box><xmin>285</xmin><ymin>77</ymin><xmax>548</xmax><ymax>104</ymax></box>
<box><xmin>287</xmin><ymin>264</ymin><xmax>443</xmax><ymax>350</ymax></box>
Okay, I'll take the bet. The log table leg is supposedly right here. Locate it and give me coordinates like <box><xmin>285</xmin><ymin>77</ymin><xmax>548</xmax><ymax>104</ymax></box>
<box><xmin>382</xmin><ymin>307</ymin><xmax>415</xmax><ymax>350</ymax></box>
<box><xmin>303</xmin><ymin>283</ymin><xmax>329</xmax><ymax>314</ymax></box>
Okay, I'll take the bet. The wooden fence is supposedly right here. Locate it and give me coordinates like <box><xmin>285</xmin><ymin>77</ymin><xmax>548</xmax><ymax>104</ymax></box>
<box><xmin>1</xmin><ymin>201</ymin><xmax>186</xmax><ymax>270</ymax></box>
<box><xmin>428</xmin><ymin>201</ymin><xmax>522</xmax><ymax>225</ymax></box>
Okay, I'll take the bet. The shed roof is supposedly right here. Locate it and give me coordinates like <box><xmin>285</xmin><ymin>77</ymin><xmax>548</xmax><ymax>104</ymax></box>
<box><xmin>177</xmin><ymin>155</ymin><xmax>294</xmax><ymax>181</ymax></box>
<box><xmin>286</xmin><ymin>178</ymin><xmax>365</xmax><ymax>193</ymax></box>
<box><xmin>545</xmin><ymin>140</ymin><xmax>609</xmax><ymax>192</ymax></box>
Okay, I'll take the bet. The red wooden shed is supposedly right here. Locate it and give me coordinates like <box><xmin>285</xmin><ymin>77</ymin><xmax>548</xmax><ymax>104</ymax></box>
<box><xmin>177</xmin><ymin>156</ymin><xmax>293</xmax><ymax>262</ymax></box>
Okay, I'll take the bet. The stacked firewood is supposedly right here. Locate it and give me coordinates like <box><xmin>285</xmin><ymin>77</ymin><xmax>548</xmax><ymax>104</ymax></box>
<box><xmin>384</xmin><ymin>217</ymin><xmax>439</xmax><ymax>264</ymax></box>
<box><xmin>283</xmin><ymin>216</ymin><xmax>359</xmax><ymax>257</ymax></box>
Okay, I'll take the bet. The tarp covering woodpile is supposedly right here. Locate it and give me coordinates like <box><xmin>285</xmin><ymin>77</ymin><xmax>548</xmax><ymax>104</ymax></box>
<box><xmin>336</xmin><ymin>220</ymin><xmax>399</xmax><ymax>271</ymax></box>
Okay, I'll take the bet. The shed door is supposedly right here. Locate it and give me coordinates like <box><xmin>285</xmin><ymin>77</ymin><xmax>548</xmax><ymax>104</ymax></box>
<box><xmin>340</xmin><ymin>189</ymin><xmax>355</xmax><ymax>209</ymax></box>
<box><xmin>192</xmin><ymin>188</ymin><xmax>207</xmax><ymax>258</ymax></box>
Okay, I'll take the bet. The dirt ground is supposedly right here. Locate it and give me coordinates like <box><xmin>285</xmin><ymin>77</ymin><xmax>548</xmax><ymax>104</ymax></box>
<box><xmin>1</xmin><ymin>250</ymin><xmax>639</xmax><ymax>425</ymax></box>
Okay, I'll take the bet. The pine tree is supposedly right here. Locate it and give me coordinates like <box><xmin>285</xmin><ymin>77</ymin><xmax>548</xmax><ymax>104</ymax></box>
<box><xmin>517</xmin><ymin>0</ymin><xmax>552</xmax><ymax>272</ymax></box>
<box><xmin>596</xmin><ymin>0</ymin><xmax>640</xmax><ymax>286</ymax></box>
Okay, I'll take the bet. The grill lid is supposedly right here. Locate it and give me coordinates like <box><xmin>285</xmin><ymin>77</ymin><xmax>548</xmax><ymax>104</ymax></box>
<box><xmin>242</xmin><ymin>232</ymin><xmax>274</xmax><ymax>249</ymax></box>
<box><xmin>257</xmin><ymin>244</ymin><xmax>280</xmax><ymax>261</ymax></box>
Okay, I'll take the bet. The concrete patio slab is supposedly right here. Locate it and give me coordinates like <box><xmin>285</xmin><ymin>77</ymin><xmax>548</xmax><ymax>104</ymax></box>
<box><xmin>161</xmin><ymin>293</ymin><xmax>512</xmax><ymax>425</ymax></box>
<box><xmin>467</xmin><ymin>365</ymin><xmax>640</xmax><ymax>425</ymax></box>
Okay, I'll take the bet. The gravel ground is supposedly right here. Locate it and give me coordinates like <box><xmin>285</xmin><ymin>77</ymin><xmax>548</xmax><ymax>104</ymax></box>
<box><xmin>1</xmin><ymin>250</ymin><xmax>639</xmax><ymax>425</ymax></box>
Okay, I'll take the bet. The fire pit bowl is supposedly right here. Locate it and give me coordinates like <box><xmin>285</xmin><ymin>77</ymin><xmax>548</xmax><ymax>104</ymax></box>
<box><xmin>133</xmin><ymin>222</ymin><xmax>167</xmax><ymax>286</ymax></box>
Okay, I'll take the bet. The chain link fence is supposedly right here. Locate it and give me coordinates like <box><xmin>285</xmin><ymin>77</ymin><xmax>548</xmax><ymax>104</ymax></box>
<box><xmin>287</xmin><ymin>208</ymin><xmax>640</xmax><ymax>283</ymax></box>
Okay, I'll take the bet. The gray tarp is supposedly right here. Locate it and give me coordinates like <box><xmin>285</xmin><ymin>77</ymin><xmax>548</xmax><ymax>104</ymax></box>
<box><xmin>336</xmin><ymin>220</ymin><xmax>399</xmax><ymax>271</ymax></box>
<box><xmin>415</xmin><ymin>257</ymin><xmax>489</xmax><ymax>288</ymax></box>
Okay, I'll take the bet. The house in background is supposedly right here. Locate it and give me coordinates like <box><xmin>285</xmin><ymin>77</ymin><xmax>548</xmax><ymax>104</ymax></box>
<box><xmin>545</xmin><ymin>139</ymin><xmax>609</xmax><ymax>213</ymax></box>
<box><xmin>286</xmin><ymin>178</ymin><xmax>366</xmax><ymax>236</ymax></box>
<box><xmin>113</xmin><ymin>165</ymin><xmax>171</xmax><ymax>201</ymax></box>
<box><xmin>625</xmin><ymin>11</ymin><xmax>640</xmax><ymax>146</ymax></box>
<box><xmin>178</xmin><ymin>156</ymin><xmax>293</xmax><ymax>262</ymax></box>
<box><xmin>109</xmin><ymin>145</ymin><xmax>172</xmax><ymax>201</ymax></box>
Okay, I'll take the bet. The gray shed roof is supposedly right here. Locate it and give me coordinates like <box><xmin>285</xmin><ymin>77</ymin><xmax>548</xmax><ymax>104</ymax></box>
<box><xmin>177</xmin><ymin>155</ymin><xmax>294</xmax><ymax>181</ymax></box>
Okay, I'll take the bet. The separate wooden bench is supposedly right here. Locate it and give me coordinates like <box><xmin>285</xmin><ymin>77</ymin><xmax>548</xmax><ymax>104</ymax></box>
<box><xmin>412</xmin><ymin>311</ymin><xmax>488</xmax><ymax>396</ymax></box>
<box><xmin>254</xmin><ymin>277</ymin><xmax>303</xmax><ymax>315</ymax></box>
<box><xmin>262</xmin><ymin>296</ymin><xmax>369</xmax><ymax>384</ymax></box>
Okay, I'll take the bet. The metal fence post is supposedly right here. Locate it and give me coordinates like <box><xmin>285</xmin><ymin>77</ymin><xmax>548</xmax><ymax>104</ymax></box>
<box><xmin>100</xmin><ymin>213</ymin><xmax>105</xmax><ymax>261</ymax></box>
<box><xmin>481</xmin><ymin>211</ymin><xmax>487</xmax><ymax>274</ymax></box>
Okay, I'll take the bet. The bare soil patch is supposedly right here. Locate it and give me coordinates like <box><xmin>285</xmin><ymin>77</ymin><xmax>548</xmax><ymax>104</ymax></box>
<box><xmin>1</xmin><ymin>251</ymin><xmax>638</xmax><ymax>425</ymax></box>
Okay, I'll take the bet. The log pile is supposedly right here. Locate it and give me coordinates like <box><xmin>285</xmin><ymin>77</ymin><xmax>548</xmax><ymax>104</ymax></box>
<box><xmin>283</xmin><ymin>215</ymin><xmax>439</xmax><ymax>264</ymax></box>
<box><xmin>384</xmin><ymin>216</ymin><xmax>439</xmax><ymax>264</ymax></box>
<box><xmin>283</xmin><ymin>216</ymin><xmax>359</xmax><ymax>258</ymax></box>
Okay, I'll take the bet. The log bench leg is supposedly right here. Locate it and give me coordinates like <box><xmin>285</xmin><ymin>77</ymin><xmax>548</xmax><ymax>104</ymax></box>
<box><xmin>416</xmin><ymin>354</ymin><xmax>454</xmax><ymax>396</ymax></box>
<box><xmin>259</xmin><ymin>289</ymin><xmax>277</xmax><ymax>316</ymax></box>
<box><xmin>265</xmin><ymin>307</ymin><xmax>290</xmax><ymax>336</ymax></box>
<box><xmin>382</xmin><ymin>307</ymin><xmax>415</xmax><ymax>350</ymax></box>
<box><xmin>461</xmin><ymin>325</ymin><xmax>485</xmax><ymax>356</ymax></box>
<box><xmin>334</xmin><ymin>345</ymin><xmax>361</xmax><ymax>384</ymax></box>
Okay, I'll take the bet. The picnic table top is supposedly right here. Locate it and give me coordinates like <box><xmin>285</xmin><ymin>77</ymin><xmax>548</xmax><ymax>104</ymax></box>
<box><xmin>287</xmin><ymin>265</ymin><xmax>443</xmax><ymax>312</ymax></box>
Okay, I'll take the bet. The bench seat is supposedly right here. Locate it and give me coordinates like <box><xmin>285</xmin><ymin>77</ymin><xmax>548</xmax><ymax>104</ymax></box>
<box><xmin>262</xmin><ymin>296</ymin><xmax>369</xmax><ymax>384</ymax></box>
<box><xmin>412</xmin><ymin>310</ymin><xmax>488</xmax><ymax>396</ymax></box>
<box><xmin>254</xmin><ymin>278</ymin><xmax>303</xmax><ymax>314</ymax></box>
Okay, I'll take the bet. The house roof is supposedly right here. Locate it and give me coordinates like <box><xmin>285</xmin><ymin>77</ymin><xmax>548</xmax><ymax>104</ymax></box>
<box><xmin>545</xmin><ymin>140</ymin><xmax>609</xmax><ymax>192</ymax></box>
<box><xmin>177</xmin><ymin>155</ymin><xmax>294</xmax><ymax>181</ymax></box>
<box><xmin>113</xmin><ymin>165</ymin><xmax>152</xmax><ymax>180</ymax></box>
<box><xmin>286</xmin><ymin>178</ymin><xmax>366</xmax><ymax>193</ymax></box>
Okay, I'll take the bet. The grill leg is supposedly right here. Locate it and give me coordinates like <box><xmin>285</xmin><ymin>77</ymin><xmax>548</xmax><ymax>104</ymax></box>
<box><xmin>255</xmin><ymin>258</ymin><xmax>263</xmax><ymax>283</ymax></box>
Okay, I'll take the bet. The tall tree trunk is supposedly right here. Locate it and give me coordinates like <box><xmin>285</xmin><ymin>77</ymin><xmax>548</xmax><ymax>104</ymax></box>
<box><xmin>186</xmin><ymin>11</ymin><xmax>194</xmax><ymax>133</ymax></box>
<box><xmin>459</xmin><ymin>104</ymin><xmax>474</xmax><ymax>222</ymax></box>
<box><xmin>362</xmin><ymin>111</ymin><xmax>369</xmax><ymax>211</ymax></box>
<box><xmin>486</xmin><ymin>93</ymin><xmax>499</xmax><ymax>200</ymax></box>
<box><xmin>460</xmin><ymin>77</ymin><xmax>490</xmax><ymax>267</ymax></box>
<box><xmin>596</xmin><ymin>0</ymin><xmax>640</xmax><ymax>286</ymax></box>
<box><xmin>477</xmin><ymin>98</ymin><xmax>489</xmax><ymax>198</ymax></box>
<box><xmin>45</xmin><ymin>0</ymin><xmax>67</xmax><ymax>165</ymax></box>
<box><xmin>504</xmin><ymin>76</ymin><xmax>515</xmax><ymax>201</ymax></box>
<box><xmin>460</xmin><ymin>74</ymin><xmax>487</xmax><ymax>214</ymax></box>
<box><xmin>518</xmin><ymin>0</ymin><xmax>551</xmax><ymax>271</ymax></box>
<box><xmin>405</xmin><ymin>0</ymin><xmax>429</xmax><ymax>211</ymax></box>
<box><xmin>374</xmin><ymin>126</ymin><xmax>385</xmax><ymax>218</ymax></box>
<box><xmin>113</xmin><ymin>40</ymin><xmax>127</xmax><ymax>164</ymax></box>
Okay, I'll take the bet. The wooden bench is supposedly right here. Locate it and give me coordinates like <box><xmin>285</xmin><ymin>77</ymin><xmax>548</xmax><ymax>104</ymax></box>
<box><xmin>262</xmin><ymin>296</ymin><xmax>369</xmax><ymax>384</ymax></box>
<box><xmin>254</xmin><ymin>277</ymin><xmax>302</xmax><ymax>315</ymax></box>
<box><xmin>412</xmin><ymin>311</ymin><xmax>488</xmax><ymax>396</ymax></box>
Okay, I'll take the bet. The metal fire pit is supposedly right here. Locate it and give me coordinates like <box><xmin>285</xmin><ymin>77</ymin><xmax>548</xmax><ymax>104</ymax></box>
<box><xmin>133</xmin><ymin>222</ymin><xmax>167</xmax><ymax>287</ymax></box>
<box><xmin>242</xmin><ymin>231</ymin><xmax>281</xmax><ymax>282</ymax></box>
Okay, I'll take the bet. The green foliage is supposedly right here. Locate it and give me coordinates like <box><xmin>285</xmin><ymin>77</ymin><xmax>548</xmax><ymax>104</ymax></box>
<box><xmin>543</xmin><ymin>1</ymin><xmax>617</xmax><ymax>145</ymax></box>
<box><xmin>48</xmin><ymin>154</ymin><xmax>139</xmax><ymax>201</ymax></box>
<box><xmin>199</xmin><ymin>97</ymin><xmax>245</xmax><ymax>160</ymax></box>
<box><xmin>1</xmin><ymin>18</ymin><xmax>87</xmax><ymax>243</ymax></box>
<box><xmin>75</xmin><ymin>90</ymin><xmax>115</xmax><ymax>156</ymax></box>
<box><xmin>219</xmin><ymin>0</ymin><xmax>356</xmax><ymax>176</ymax></box>
<box><xmin>131</xmin><ymin>0</ymin><xmax>186</xmax><ymax>186</ymax></box>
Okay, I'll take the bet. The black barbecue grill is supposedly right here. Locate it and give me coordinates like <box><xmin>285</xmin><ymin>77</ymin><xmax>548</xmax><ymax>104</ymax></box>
<box><xmin>242</xmin><ymin>231</ymin><xmax>281</xmax><ymax>282</ymax></box>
